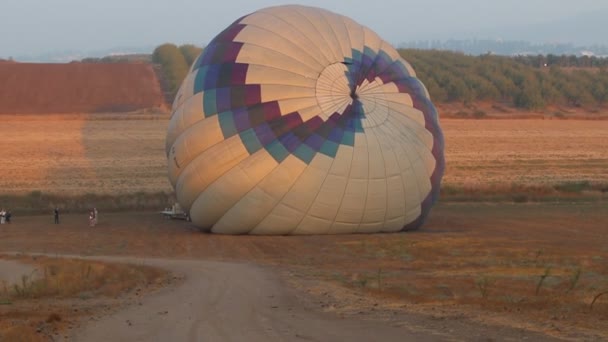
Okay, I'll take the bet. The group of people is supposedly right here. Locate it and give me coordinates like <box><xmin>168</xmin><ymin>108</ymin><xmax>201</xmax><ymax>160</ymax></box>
<box><xmin>53</xmin><ymin>207</ymin><xmax>98</xmax><ymax>227</ymax></box>
<box><xmin>0</xmin><ymin>209</ymin><xmax>11</xmax><ymax>224</ymax></box>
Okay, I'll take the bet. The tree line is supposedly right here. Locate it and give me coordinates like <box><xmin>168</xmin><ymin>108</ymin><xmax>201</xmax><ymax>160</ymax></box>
<box><xmin>152</xmin><ymin>43</ymin><xmax>203</xmax><ymax>100</ymax></box>
<box><xmin>149</xmin><ymin>43</ymin><xmax>608</xmax><ymax>110</ymax></box>
<box><xmin>399</xmin><ymin>49</ymin><xmax>608</xmax><ymax>109</ymax></box>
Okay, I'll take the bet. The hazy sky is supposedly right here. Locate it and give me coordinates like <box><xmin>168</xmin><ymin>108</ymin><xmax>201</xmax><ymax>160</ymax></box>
<box><xmin>2</xmin><ymin>0</ymin><xmax>608</xmax><ymax>57</ymax></box>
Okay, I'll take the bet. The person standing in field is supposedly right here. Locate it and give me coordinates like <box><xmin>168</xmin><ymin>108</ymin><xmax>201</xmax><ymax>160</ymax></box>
<box><xmin>89</xmin><ymin>209</ymin><xmax>97</xmax><ymax>227</ymax></box>
<box><xmin>54</xmin><ymin>208</ymin><xmax>60</xmax><ymax>224</ymax></box>
<box><xmin>93</xmin><ymin>208</ymin><xmax>98</xmax><ymax>226</ymax></box>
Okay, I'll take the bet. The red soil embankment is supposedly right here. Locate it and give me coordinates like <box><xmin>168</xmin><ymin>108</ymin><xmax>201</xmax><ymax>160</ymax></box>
<box><xmin>0</xmin><ymin>62</ymin><xmax>165</xmax><ymax>114</ymax></box>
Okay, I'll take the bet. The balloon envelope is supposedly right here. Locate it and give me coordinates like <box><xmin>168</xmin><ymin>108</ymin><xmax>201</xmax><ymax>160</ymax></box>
<box><xmin>166</xmin><ymin>5</ymin><xmax>444</xmax><ymax>234</ymax></box>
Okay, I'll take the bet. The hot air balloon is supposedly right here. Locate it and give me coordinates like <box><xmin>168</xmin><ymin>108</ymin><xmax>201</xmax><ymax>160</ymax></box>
<box><xmin>166</xmin><ymin>5</ymin><xmax>444</xmax><ymax>234</ymax></box>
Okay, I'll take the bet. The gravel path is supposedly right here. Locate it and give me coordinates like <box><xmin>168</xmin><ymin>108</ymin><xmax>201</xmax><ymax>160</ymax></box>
<box><xmin>65</xmin><ymin>256</ymin><xmax>436</xmax><ymax>342</ymax></box>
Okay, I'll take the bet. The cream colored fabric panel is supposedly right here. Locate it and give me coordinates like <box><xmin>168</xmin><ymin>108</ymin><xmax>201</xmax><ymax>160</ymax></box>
<box><xmin>316</xmin><ymin>96</ymin><xmax>350</xmax><ymax>119</ymax></box>
<box><xmin>167</xmin><ymin>115</ymin><xmax>223</xmax><ymax>187</ymax></box>
<box><xmin>388</xmin><ymin>109</ymin><xmax>431</xmax><ymax>148</ymax></box>
<box><xmin>363</xmin><ymin>127</ymin><xmax>399</xmax><ymax>232</ymax></box>
<box><xmin>362</xmin><ymin>26</ymin><xmax>382</xmax><ymax>54</ymax></box>
<box><xmin>166</xmin><ymin>92</ymin><xmax>205</xmax><ymax>152</ymax></box>
<box><xmin>331</xmin><ymin>178</ymin><xmax>366</xmax><ymax>232</ymax></box>
<box><xmin>349</xmin><ymin>133</ymin><xmax>368</xmax><ymax>180</ymax></box>
<box><xmin>260</xmin><ymin>6</ymin><xmax>336</xmax><ymax>64</ymax></box>
<box><xmin>387</xmin><ymin>117</ymin><xmax>431</xmax><ymax>182</ymax></box>
<box><xmin>315</xmin><ymin>63</ymin><xmax>349</xmax><ymax>93</ymax></box>
<box><xmin>404</xmin><ymin>205</ymin><xmax>422</xmax><ymax>226</ymax></box>
<box><xmin>296</xmin><ymin>145</ymin><xmax>353</xmax><ymax>234</ymax></box>
<box><xmin>245</xmin><ymin>65</ymin><xmax>316</xmax><ymax>88</ymax></box>
<box><xmin>298</xmin><ymin>105</ymin><xmax>324</xmax><ymax>123</ymax></box>
<box><xmin>402</xmin><ymin>166</ymin><xmax>423</xmax><ymax>220</ymax></box>
<box><xmin>386</xmin><ymin>102</ymin><xmax>423</xmax><ymax>127</ymax></box>
<box><xmin>260</xmin><ymin>85</ymin><xmax>315</xmax><ymax>103</ymax></box>
<box><xmin>328</xmin><ymin>144</ymin><xmax>353</xmax><ymax>177</ymax></box>
<box><xmin>294</xmin><ymin>215</ymin><xmax>332</xmax><ymax>235</ymax></box>
<box><xmin>257</xmin><ymin>155</ymin><xmax>308</xmax><ymax>199</ymax></box>
<box><xmin>365</xmin><ymin>129</ymin><xmax>386</xmax><ymax>180</ymax></box>
<box><xmin>293</xmin><ymin>6</ymin><xmax>343</xmax><ymax>62</ymax></box>
<box><xmin>315</xmin><ymin>62</ymin><xmax>351</xmax><ymax>118</ymax></box>
<box><xmin>383</xmin><ymin>117</ymin><xmax>415</xmax><ymax>176</ymax></box>
<box><xmin>175</xmin><ymin>134</ymin><xmax>249</xmax><ymax>210</ymax></box>
<box><xmin>234</xmin><ymin>25</ymin><xmax>324</xmax><ymax>72</ymax></box>
<box><xmin>384</xmin><ymin>174</ymin><xmax>406</xmax><ymax>221</ymax></box>
<box><xmin>360</xmin><ymin>96</ymin><xmax>389</xmax><ymax>128</ymax></box>
<box><xmin>383</xmin><ymin>215</ymin><xmax>406</xmax><ymax>233</ymax></box>
<box><xmin>274</xmin><ymin>153</ymin><xmax>333</xmax><ymax>232</ymax></box>
<box><xmin>252</xmin><ymin>203</ymin><xmax>305</xmax><ymax>235</ymax></box>
<box><xmin>247</xmin><ymin>155</ymin><xmax>308</xmax><ymax>234</ymax></box>
<box><xmin>235</xmin><ymin>44</ymin><xmax>318</xmax><ymax>78</ymax></box>
<box><xmin>213</xmin><ymin>151</ymin><xmax>313</xmax><ymax>234</ymax></box>
<box><xmin>211</xmin><ymin>187</ymin><xmax>275</xmax><ymax>234</ymax></box>
<box><xmin>391</xmin><ymin>112</ymin><xmax>437</xmax><ymax>178</ymax></box>
<box><xmin>412</xmin><ymin>156</ymin><xmax>433</xmax><ymax>200</ymax></box>
<box><xmin>318</xmin><ymin>9</ymin><xmax>352</xmax><ymax>60</ymax></box>
<box><xmin>172</xmin><ymin>70</ymin><xmax>196</xmax><ymax>110</ymax></box>
<box><xmin>362</xmin><ymin>81</ymin><xmax>399</xmax><ymax>95</ymax></box>
<box><xmin>214</xmin><ymin>156</ymin><xmax>307</xmax><ymax>234</ymax></box>
<box><xmin>359</xmin><ymin>178</ymin><xmax>387</xmax><ymax>233</ymax></box>
<box><xmin>243</xmin><ymin>10</ymin><xmax>331</xmax><ymax>66</ymax></box>
<box><xmin>277</xmin><ymin>97</ymin><xmax>319</xmax><ymax>116</ymax></box>
<box><xmin>378</xmin><ymin>41</ymin><xmax>402</xmax><ymax>64</ymax></box>
<box><xmin>384</xmin><ymin>93</ymin><xmax>414</xmax><ymax>108</ymax></box>
<box><xmin>358</xmin><ymin>77</ymin><xmax>386</xmax><ymax>95</ymax></box>
<box><xmin>166</xmin><ymin>106</ymin><xmax>184</xmax><ymax>156</ymax></box>
<box><xmin>189</xmin><ymin>149</ymin><xmax>278</xmax><ymax>233</ymax></box>
<box><xmin>342</xmin><ymin>16</ymin><xmax>364</xmax><ymax>58</ymax></box>
<box><xmin>373</xmin><ymin>126</ymin><xmax>401</xmax><ymax>178</ymax></box>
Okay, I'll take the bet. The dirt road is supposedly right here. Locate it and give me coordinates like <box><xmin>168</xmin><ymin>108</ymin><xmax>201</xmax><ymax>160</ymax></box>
<box><xmin>3</xmin><ymin>204</ymin><xmax>601</xmax><ymax>341</ymax></box>
<box><xmin>63</xmin><ymin>257</ymin><xmax>430</xmax><ymax>342</ymax></box>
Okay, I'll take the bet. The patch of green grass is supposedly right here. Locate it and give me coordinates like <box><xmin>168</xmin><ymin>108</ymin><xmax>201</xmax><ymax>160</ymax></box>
<box><xmin>536</xmin><ymin>267</ymin><xmax>552</xmax><ymax>295</ymax></box>
<box><xmin>553</xmin><ymin>181</ymin><xmax>592</xmax><ymax>193</ymax></box>
<box><xmin>0</xmin><ymin>191</ymin><xmax>173</xmax><ymax>215</ymax></box>
<box><xmin>476</xmin><ymin>275</ymin><xmax>495</xmax><ymax>299</ymax></box>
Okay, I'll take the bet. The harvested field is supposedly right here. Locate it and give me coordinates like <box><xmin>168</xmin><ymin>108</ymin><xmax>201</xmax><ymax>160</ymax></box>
<box><xmin>0</xmin><ymin>62</ymin><xmax>165</xmax><ymax>114</ymax></box>
<box><xmin>0</xmin><ymin>113</ymin><xmax>171</xmax><ymax>195</ymax></box>
<box><xmin>1</xmin><ymin>116</ymin><xmax>606</xmax><ymax>199</ymax></box>
<box><xmin>442</xmin><ymin>119</ymin><xmax>608</xmax><ymax>187</ymax></box>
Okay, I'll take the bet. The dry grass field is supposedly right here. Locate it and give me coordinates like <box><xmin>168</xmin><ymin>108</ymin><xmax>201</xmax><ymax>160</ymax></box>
<box><xmin>0</xmin><ymin>113</ymin><xmax>171</xmax><ymax>196</ymax></box>
<box><xmin>442</xmin><ymin>119</ymin><xmax>608</xmax><ymax>188</ymax></box>
<box><xmin>0</xmin><ymin>254</ymin><xmax>169</xmax><ymax>341</ymax></box>
<box><xmin>1</xmin><ymin>115</ymin><xmax>607</xmax><ymax>198</ymax></box>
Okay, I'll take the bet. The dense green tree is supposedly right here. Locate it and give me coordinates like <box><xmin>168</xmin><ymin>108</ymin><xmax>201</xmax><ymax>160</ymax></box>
<box><xmin>179</xmin><ymin>44</ymin><xmax>204</xmax><ymax>67</ymax></box>
<box><xmin>152</xmin><ymin>43</ymin><xmax>190</xmax><ymax>99</ymax></box>
<box><xmin>399</xmin><ymin>49</ymin><xmax>608</xmax><ymax>110</ymax></box>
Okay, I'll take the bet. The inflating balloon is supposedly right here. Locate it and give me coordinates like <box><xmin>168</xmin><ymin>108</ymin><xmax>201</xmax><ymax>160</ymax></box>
<box><xmin>166</xmin><ymin>5</ymin><xmax>444</xmax><ymax>234</ymax></box>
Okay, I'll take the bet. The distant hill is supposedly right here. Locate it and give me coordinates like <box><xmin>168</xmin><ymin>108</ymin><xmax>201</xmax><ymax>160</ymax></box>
<box><xmin>0</xmin><ymin>62</ymin><xmax>166</xmax><ymax>114</ymax></box>
<box><xmin>503</xmin><ymin>10</ymin><xmax>608</xmax><ymax>47</ymax></box>
<box><xmin>402</xmin><ymin>10</ymin><xmax>608</xmax><ymax>56</ymax></box>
